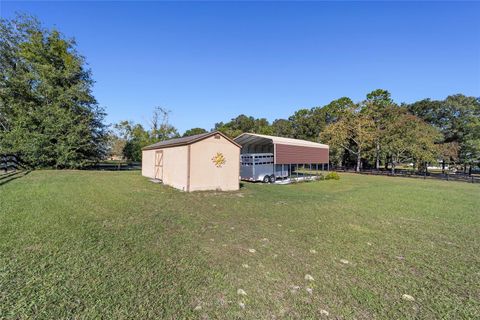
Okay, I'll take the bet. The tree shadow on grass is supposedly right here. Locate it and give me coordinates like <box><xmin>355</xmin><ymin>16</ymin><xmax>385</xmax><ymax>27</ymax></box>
<box><xmin>0</xmin><ymin>170</ymin><xmax>31</xmax><ymax>186</ymax></box>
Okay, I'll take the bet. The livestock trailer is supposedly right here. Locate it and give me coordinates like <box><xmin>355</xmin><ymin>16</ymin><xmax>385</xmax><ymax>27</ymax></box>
<box><xmin>235</xmin><ymin>133</ymin><xmax>330</xmax><ymax>183</ymax></box>
<box><xmin>240</xmin><ymin>153</ymin><xmax>288</xmax><ymax>182</ymax></box>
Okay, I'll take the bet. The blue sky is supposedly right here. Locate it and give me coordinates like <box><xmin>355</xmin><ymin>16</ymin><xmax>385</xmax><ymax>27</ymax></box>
<box><xmin>1</xmin><ymin>1</ymin><xmax>479</xmax><ymax>134</ymax></box>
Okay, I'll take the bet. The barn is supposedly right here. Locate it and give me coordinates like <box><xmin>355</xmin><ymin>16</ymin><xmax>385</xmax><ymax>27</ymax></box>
<box><xmin>234</xmin><ymin>133</ymin><xmax>329</xmax><ymax>182</ymax></box>
<box><xmin>142</xmin><ymin>131</ymin><xmax>241</xmax><ymax>192</ymax></box>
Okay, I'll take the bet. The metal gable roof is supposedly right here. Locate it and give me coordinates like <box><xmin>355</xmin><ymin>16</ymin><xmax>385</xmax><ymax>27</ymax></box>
<box><xmin>234</xmin><ymin>133</ymin><xmax>329</xmax><ymax>149</ymax></box>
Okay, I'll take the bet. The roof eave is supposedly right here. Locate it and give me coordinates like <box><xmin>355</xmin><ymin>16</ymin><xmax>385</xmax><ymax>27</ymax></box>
<box><xmin>234</xmin><ymin>132</ymin><xmax>329</xmax><ymax>149</ymax></box>
<box><xmin>142</xmin><ymin>131</ymin><xmax>241</xmax><ymax>151</ymax></box>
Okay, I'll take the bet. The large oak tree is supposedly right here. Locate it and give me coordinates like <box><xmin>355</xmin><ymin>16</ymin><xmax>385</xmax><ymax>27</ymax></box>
<box><xmin>407</xmin><ymin>94</ymin><xmax>480</xmax><ymax>169</ymax></box>
<box><xmin>0</xmin><ymin>15</ymin><xmax>107</xmax><ymax>168</ymax></box>
<box><xmin>320</xmin><ymin>104</ymin><xmax>375</xmax><ymax>172</ymax></box>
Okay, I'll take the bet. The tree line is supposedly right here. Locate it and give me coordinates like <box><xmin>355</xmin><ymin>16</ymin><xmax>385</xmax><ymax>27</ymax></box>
<box><xmin>1</xmin><ymin>15</ymin><xmax>479</xmax><ymax>171</ymax></box>
<box><xmin>213</xmin><ymin>91</ymin><xmax>480</xmax><ymax>172</ymax></box>
<box><xmin>110</xmin><ymin>90</ymin><xmax>480</xmax><ymax>173</ymax></box>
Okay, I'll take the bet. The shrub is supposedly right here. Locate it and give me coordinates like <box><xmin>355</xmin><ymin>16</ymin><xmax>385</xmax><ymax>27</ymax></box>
<box><xmin>325</xmin><ymin>172</ymin><xmax>340</xmax><ymax>180</ymax></box>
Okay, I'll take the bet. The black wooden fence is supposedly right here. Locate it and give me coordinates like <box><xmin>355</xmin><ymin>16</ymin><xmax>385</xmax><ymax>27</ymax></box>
<box><xmin>82</xmin><ymin>161</ymin><xmax>141</xmax><ymax>171</ymax></box>
<box><xmin>0</xmin><ymin>154</ymin><xmax>31</xmax><ymax>186</ymax></box>
<box><xmin>333</xmin><ymin>167</ymin><xmax>480</xmax><ymax>184</ymax></box>
<box><xmin>1</xmin><ymin>154</ymin><xmax>21</xmax><ymax>174</ymax></box>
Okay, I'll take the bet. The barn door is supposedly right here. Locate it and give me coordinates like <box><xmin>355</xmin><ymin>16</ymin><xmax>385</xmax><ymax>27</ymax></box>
<box><xmin>154</xmin><ymin>150</ymin><xmax>163</xmax><ymax>180</ymax></box>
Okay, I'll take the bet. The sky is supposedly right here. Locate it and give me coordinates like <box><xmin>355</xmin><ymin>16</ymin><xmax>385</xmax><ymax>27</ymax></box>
<box><xmin>1</xmin><ymin>1</ymin><xmax>479</xmax><ymax>134</ymax></box>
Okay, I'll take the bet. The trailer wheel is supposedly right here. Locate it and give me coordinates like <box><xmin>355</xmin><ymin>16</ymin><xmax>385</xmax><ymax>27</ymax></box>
<box><xmin>263</xmin><ymin>175</ymin><xmax>270</xmax><ymax>183</ymax></box>
<box><xmin>269</xmin><ymin>175</ymin><xmax>276</xmax><ymax>183</ymax></box>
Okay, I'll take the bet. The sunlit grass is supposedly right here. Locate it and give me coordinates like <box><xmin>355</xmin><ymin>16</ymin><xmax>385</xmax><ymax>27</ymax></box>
<box><xmin>1</xmin><ymin>171</ymin><xmax>478</xmax><ymax>319</ymax></box>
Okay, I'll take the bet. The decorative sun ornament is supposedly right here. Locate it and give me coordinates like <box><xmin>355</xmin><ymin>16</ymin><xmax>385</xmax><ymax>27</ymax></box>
<box><xmin>211</xmin><ymin>152</ymin><xmax>226</xmax><ymax>167</ymax></box>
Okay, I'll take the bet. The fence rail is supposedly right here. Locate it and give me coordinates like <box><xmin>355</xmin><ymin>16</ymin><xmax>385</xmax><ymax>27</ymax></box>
<box><xmin>83</xmin><ymin>161</ymin><xmax>141</xmax><ymax>171</ymax></box>
<box><xmin>1</xmin><ymin>154</ymin><xmax>21</xmax><ymax>174</ymax></box>
<box><xmin>333</xmin><ymin>167</ymin><xmax>480</xmax><ymax>183</ymax></box>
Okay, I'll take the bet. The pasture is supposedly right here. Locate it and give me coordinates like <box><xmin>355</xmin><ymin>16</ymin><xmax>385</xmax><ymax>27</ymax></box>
<box><xmin>0</xmin><ymin>171</ymin><xmax>478</xmax><ymax>319</ymax></box>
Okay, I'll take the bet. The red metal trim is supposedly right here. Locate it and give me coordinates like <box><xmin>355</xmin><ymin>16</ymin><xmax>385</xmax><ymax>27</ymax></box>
<box><xmin>186</xmin><ymin>145</ymin><xmax>191</xmax><ymax>192</ymax></box>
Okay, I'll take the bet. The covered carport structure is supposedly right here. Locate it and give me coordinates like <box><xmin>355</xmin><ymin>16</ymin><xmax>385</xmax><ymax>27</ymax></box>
<box><xmin>234</xmin><ymin>133</ymin><xmax>329</xmax><ymax>181</ymax></box>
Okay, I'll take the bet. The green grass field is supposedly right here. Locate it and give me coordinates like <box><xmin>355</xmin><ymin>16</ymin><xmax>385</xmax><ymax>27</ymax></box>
<box><xmin>1</xmin><ymin>171</ymin><xmax>479</xmax><ymax>319</ymax></box>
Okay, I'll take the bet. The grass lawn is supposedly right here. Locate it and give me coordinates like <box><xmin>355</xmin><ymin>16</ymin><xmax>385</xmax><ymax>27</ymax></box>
<box><xmin>1</xmin><ymin>171</ymin><xmax>479</xmax><ymax>319</ymax></box>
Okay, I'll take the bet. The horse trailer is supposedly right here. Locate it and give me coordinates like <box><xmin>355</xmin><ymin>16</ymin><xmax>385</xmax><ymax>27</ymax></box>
<box><xmin>240</xmin><ymin>153</ymin><xmax>288</xmax><ymax>182</ymax></box>
<box><xmin>235</xmin><ymin>133</ymin><xmax>330</xmax><ymax>183</ymax></box>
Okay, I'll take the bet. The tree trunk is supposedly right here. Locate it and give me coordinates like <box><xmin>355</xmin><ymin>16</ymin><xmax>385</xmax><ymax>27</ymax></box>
<box><xmin>442</xmin><ymin>159</ymin><xmax>445</xmax><ymax>174</ymax></box>
<box><xmin>356</xmin><ymin>149</ymin><xmax>361</xmax><ymax>172</ymax></box>
<box><xmin>391</xmin><ymin>158</ymin><xmax>395</xmax><ymax>175</ymax></box>
<box><xmin>375</xmin><ymin>142</ymin><xmax>380</xmax><ymax>170</ymax></box>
